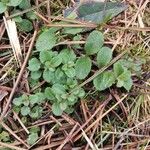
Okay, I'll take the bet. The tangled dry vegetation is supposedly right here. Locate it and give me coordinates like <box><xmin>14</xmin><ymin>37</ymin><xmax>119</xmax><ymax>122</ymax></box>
<box><xmin>0</xmin><ymin>0</ymin><xmax>150</xmax><ymax>149</ymax></box>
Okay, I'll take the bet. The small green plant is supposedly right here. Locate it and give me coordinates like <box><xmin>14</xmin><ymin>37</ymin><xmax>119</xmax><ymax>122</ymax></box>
<box><xmin>13</xmin><ymin>29</ymin><xmax>136</xmax><ymax>116</ymax></box>
<box><xmin>27</xmin><ymin>127</ymin><xmax>40</xmax><ymax>145</ymax></box>
<box><xmin>0</xmin><ymin>0</ymin><xmax>37</xmax><ymax>32</ymax></box>
<box><xmin>0</xmin><ymin>131</ymin><xmax>10</xmax><ymax>142</ymax></box>
<box><xmin>13</xmin><ymin>93</ymin><xmax>44</xmax><ymax>118</ymax></box>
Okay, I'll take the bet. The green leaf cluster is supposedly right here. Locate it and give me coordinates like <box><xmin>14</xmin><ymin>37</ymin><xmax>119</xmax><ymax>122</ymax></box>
<box><xmin>0</xmin><ymin>131</ymin><xmax>10</xmax><ymax>142</ymax></box>
<box><xmin>27</xmin><ymin>48</ymin><xmax>85</xmax><ymax>116</ymax></box>
<box><xmin>27</xmin><ymin>127</ymin><xmax>40</xmax><ymax>145</ymax></box>
<box><xmin>0</xmin><ymin>0</ymin><xmax>37</xmax><ymax>32</ymax></box>
<box><xmin>13</xmin><ymin>93</ymin><xmax>45</xmax><ymax>118</ymax></box>
<box><xmin>13</xmin><ymin>29</ymin><xmax>135</xmax><ymax>117</ymax></box>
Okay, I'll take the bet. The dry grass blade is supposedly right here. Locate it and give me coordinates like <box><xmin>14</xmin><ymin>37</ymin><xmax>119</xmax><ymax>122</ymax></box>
<box><xmin>3</xmin><ymin>17</ymin><xmax>22</xmax><ymax>66</ymax></box>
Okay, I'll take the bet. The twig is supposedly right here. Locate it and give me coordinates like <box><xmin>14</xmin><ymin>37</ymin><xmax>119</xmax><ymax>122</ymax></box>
<box><xmin>13</xmin><ymin>111</ymin><xmax>29</xmax><ymax>134</ymax></box>
<box><xmin>56</xmin><ymin>123</ymin><xmax>78</xmax><ymax>150</ymax></box>
<box><xmin>73</xmin><ymin>95</ymin><xmax>128</xmax><ymax>141</ymax></box>
<box><xmin>46</xmin><ymin>24</ymin><xmax>97</xmax><ymax>28</ymax></box>
<box><xmin>0</xmin><ymin>141</ymin><xmax>27</xmax><ymax>150</ymax></box>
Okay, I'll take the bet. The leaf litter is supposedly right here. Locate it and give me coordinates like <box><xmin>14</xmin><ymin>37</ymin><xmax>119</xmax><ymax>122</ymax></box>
<box><xmin>0</xmin><ymin>0</ymin><xmax>149</xmax><ymax>149</ymax></box>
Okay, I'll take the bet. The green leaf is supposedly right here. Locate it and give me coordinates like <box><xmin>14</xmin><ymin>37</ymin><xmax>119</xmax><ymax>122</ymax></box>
<box><xmin>97</xmin><ymin>47</ymin><xmax>112</xmax><ymax>67</ymax></box>
<box><xmin>19</xmin><ymin>0</ymin><xmax>31</xmax><ymax>9</ymax></box>
<box><xmin>65</xmin><ymin>67</ymin><xmax>75</xmax><ymax>78</ymax></box>
<box><xmin>7</xmin><ymin>0</ymin><xmax>22</xmax><ymax>6</ymax></box>
<box><xmin>21</xmin><ymin>106</ymin><xmax>30</xmax><ymax>116</ymax></box>
<box><xmin>0</xmin><ymin>2</ymin><xmax>7</xmax><ymax>14</ymax></box>
<box><xmin>23</xmin><ymin>99</ymin><xmax>29</xmax><ymax>106</ymax></box>
<box><xmin>29</xmin><ymin>93</ymin><xmax>45</xmax><ymax>105</ymax></box>
<box><xmin>113</xmin><ymin>61</ymin><xmax>125</xmax><ymax>77</ymax></box>
<box><xmin>31</xmin><ymin>71</ymin><xmax>42</xmax><ymax>80</ymax></box>
<box><xmin>116</xmin><ymin>70</ymin><xmax>132</xmax><ymax>91</ymax></box>
<box><xmin>13</xmin><ymin>106</ymin><xmax>21</xmax><ymax>113</ymax></box>
<box><xmin>59</xmin><ymin>49</ymin><xmax>76</xmax><ymax>64</ymax></box>
<box><xmin>36</xmin><ymin>29</ymin><xmax>57</xmax><ymax>51</ymax></box>
<box><xmin>68</xmin><ymin>94</ymin><xmax>76</xmax><ymax>102</ymax></box>
<box><xmin>11</xmin><ymin>9</ymin><xmax>23</xmax><ymax>22</ymax></box>
<box><xmin>26</xmin><ymin>11</ymin><xmax>37</xmax><ymax>20</ymax></box>
<box><xmin>44</xmin><ymin>87</ymin><xmax>55</xmax><ymax>100</ymax></box>
<box><xmin>17</xmin><ymin>19</ymin><xmax>33</xmax><ymax>32</ymax></box>
<box><xmin>27</xmin><ymin>132</ymin><xmax>38</xmax><ymax>145</ymax></box>
<box><xmin>75</xmin><ymin>56</ymin><xmax>92</xmax><ymax>79</ymax></box>
<box><xmin>39</xmin><ymin>50</ymin><xmax>53</xmax><ymax>64</ymax></box>
<box><xmin>28</xmin><ymin>58</ymin><xmax>41</xmax><ymax>71</ymax></box>
<box><xmin>64</xmin><ymin>2</ymin><xmax>127</xmax><ymax>24</ymax></box>
<box><xmin>30</xmin><ymin>106</ymin><xmax>43</xmax><ymax>119</ymax></box>
<box><xmin>12</xmin><ymin>16</ymin><xmax>22</xmax><ymax>23</ymax></box>
<box><xmin>55</xmin><ymin>68</ymin><xmax>66</xmax><ymax>83</ymax></box>
<box><xmin>43</xmin><ymin>69</ymin><xmax>55</xmax><ymax>83</ymax></box>
<box><xmin>50</xmin><ymin>55</ymin><xmax>62</xmax><ymax>68</ymax></box>
<box><xmin>13</xmin><ymin>97</ymin><xmax>23</xmax><ymax>106</ymax></box>
<box><xmin>67</xmin><ymin>78</ymin><xmax>78</xmax><ymax>88</ymax></box>
<box><xmin>52</xmin><ymin>103</ymin><xmax>63</xmax><ymax>116</ymax></box>
<box><xmin>93</xmin><ymin>71</ymin><xmax>115</xmax><ymax>91</ymax></box>
<box><xmin>78</xmin><ymin>88</ymin><xmax>85</xmax><ymax>98</ymax></box>
<box><xmin>51</xmin><ymin>84</ymin><xmax>66</xmax><ymax>95</ymax></box>
<box><xmin>85</xmin><ymin>30</ymin><xmax>104</xmax><ymax>55</ymax></box>
<box><xmin>0</xmin><ymin>131</ymin><xmax>10</xmax><ymax>142</ymax></box>
<box><xmin>59</xmin><ymin>102</ymin><xmax>67</xmax><ymax>111</ymax></box>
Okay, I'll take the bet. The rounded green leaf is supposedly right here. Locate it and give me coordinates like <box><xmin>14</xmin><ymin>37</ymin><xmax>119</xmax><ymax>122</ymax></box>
<box><xmin>59</xmin><ymin>102</ymin><xmax>67</xmax><ymax>111</ymax></box>
<box><xmin>65</xmin><ymin>68</ymin><xmax>76</xmax><ymax>78</ymax></box>
<box><xmin>26</xmin><ymin>11</ymin><xmax>37</xmax><ymax>20</ymax></box>
<box><xmin>21</xmin><ymin>106</ymin><xmax>30</xmax><ymax>116</ymax></box>
<box><xmin>7</xmin><ymin>0</ymin><xmax>22</xmax><ymax>6</ymax></box>
<box><xmin>0</xmin><ymin>2</ymin><xmax>7</xmax><ymax>14</ymax></box>
<box><xmin>116</xmin><ymin>70</ymin><xmax>133</xmax><ymax>91</ymax></box>
<box><xmin>50</xmin><ymin>55</ymin><xmax>62</xmax><ymax>68</ymax></box>
<box><xmin>13</xmin><ymin>97</ymin><xmax>22</xmax><ymax>106</ymax></box>
<box><xmin>43</xmin><ymin>69</ymin><xmax>55</xmax><ymax>83</ymax></box>
<box><xmin>44</xmin><ymin>87</ymin><xmax>55</xmax><ymax>100</ymax></box>
<box><xmin>27</xmin><ymin>132</ymin><xmax>38</xmax><ymax>145</ymax></box>
<box><xmin>36</xmin><ymin>29</ymin><xmax>57</xmax><ymax>51</ymax></box>
<box><xmin>97</xmin><ymin>47</ymin><xmax>112</xmax><ymax>67</ymax></box>
<box><xmin>31</xmin><ymin>71</ymin><xmax>42</xmax><ymax>80</ymax></box>
<box><xmin>93</xmin><ymin>71</ymin><xmax>115</xmax><ymax>91</ymax></box>
<box><xmin>17</xmin><ymin>19</ymin><xmax>33</xmax><ymax>32</ymax></box>
<box><xmin>75</xmin><ymin>56</ymin><xmax>92</xmax><ymax>79</ymax></box>
<box><xmin>85</xmin><ymin>30</ymin><xmax>104</xmax><ymax>55</ymax></box>
<box><xmin>29</xmin><ymin>93</ymin><xmax>45</xmax><ymax>105</ymax></box>
<box><xmin>39</xmin><ymin>50</ymin><xmax>53</xmax><ymax>64</ymax></box>
<box><xmin>52</xmin><ymin>103</ymin><xmax>63</xmax><ymax>116</ymax></box>
<box><xmin>113</xmin><ymin>61</ymin><xmax>125</xmax><ymax>77</ymax></box>
<box><xmin>19</xmin><ymin>0</ymin><xmax>31</xmax><ymax>9</ymax></box>
<box><xmin>29</xmin><ymin>106</ymin><xmax>43</xmax><ymax>119</ymax></box>
<box><xmin>59</xmin><ymin>49</ymin><xmax>76</xmax><ymax>64</ymax></box>
<box><xmin>78</xmin><ymin>88</ymin><xmax>85</xmax><ymax>98</ymax></box>
<box><xmin>28</xmin><ymin>58</ymin><xmax>41</xmax><ymax>71</ymax></box>
<box><xmin>51</xmin><ymin>84</ymin><xmax>66</xmax><ymax>95</ymax></box>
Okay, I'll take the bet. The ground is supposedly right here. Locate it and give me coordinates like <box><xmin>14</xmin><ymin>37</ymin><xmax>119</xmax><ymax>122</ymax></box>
<box><xmin>0</xmin><ymin>0</ymin><xmax>150</xmax><ymax>150</ymax></box>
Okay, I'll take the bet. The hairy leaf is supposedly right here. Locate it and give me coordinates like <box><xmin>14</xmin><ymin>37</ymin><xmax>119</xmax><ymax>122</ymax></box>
<box><xmin>85</xmin><ymin>30</ymin><xmax>104</xmax><ymax>55</ymax></box>
<box><xmin>75</xmin><ymin>56</ymin><xmax>92</xmax><ymax>79</ymax></box>
<box><xmin>97</xmin><ymin>47</ymin><xmax>112</xmax><ymax>67</ymax></box>
<box><xmin>93</xmin><ymin>71</ymin><xmax>115</xmax><ymax>91</ymax></box>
